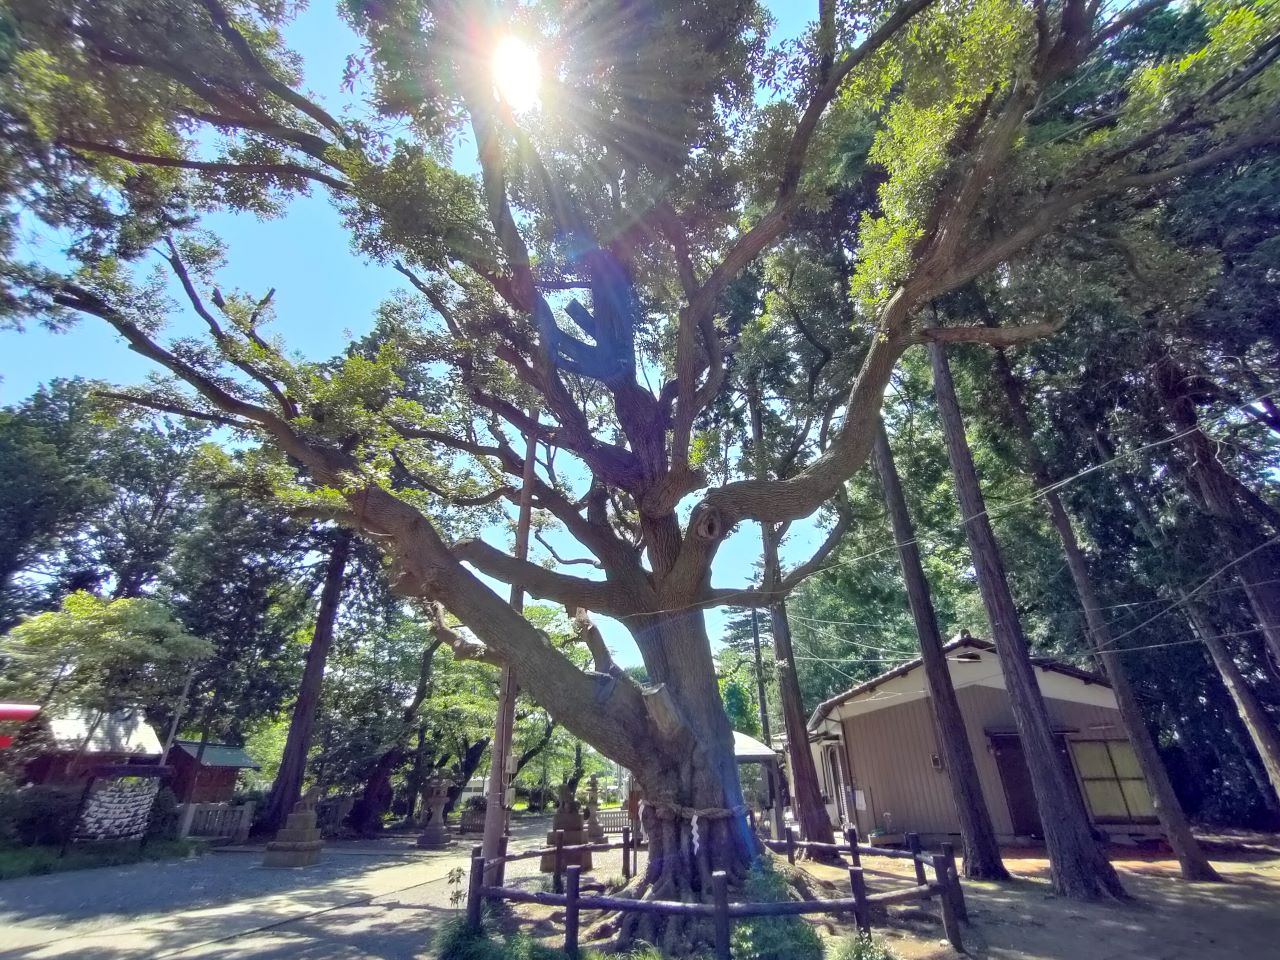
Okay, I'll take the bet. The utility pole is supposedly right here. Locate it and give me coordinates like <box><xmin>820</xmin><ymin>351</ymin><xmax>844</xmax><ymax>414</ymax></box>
<box><xmin>750</xmin><ymin>607</ymin><xmax>784</xmax><ymax>837</ymax></box>
<box><xmin>481</xmin><ymin>424</ymin><xmax>538</xmax><ymax>884</ymax></box>
<box><xmin>160</xmin><ymin>668</ymin><xmax>196</xmax><ymax>765</ymax></box>
<box><xmin>749</xmin><ymin>608</ymin><xmax>772</xmax><ymax>746</ymax></box>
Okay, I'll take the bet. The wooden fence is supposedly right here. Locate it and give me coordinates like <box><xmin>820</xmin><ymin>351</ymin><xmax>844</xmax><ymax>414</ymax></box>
<box><xmin>593</xmin><ymin>808</ymin><xmax>632</xmax><ymax>834</ymax></box>
<box><xmin>466</xmin><ymin>826</ymin><xmax>965</xmax><ymax>959</ymax></box>
<box><xmin>177</xmin><ymin>801</ymin><xmax>254</xmax><ymax>843</ymax></box>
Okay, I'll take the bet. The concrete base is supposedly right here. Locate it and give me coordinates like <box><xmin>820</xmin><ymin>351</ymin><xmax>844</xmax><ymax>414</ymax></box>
<box><xmin>415</xmin><ymin>827</ymin><xmax>452</xmax><ymax>850</ymax></box>
<box><xmin>262</xmin><ymin>841</ymin><xmax>323</xmax><ymax>868</ymax></box>
<box><xmin>263</xmin><ymin>806</ymin><xmax>324</xmax><ymax>868</ymax></box>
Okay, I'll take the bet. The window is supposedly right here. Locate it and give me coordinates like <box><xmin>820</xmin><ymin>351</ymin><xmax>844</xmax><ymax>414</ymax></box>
<box><xmin>1070</xmin><ymin>740</ymin><xmax>1156</xmax><ymax>824</ymax></box>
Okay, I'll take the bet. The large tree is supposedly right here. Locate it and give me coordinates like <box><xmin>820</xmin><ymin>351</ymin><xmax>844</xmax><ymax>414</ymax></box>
<box><xmin>3</xmin><ymin>0</ymin><xmax>1278</xmax><ymax>930</ymax></box>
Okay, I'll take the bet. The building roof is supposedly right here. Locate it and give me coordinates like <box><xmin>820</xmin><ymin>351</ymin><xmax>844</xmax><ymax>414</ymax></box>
<box><xmin>732</xmin><ymin>730</ymin><xmax>777</xmax><ymax>763</ymax></box>
<box><xmin>46</xmin><ymin>709</ymin><xmax>162</xmax><ymax>755</ymax></box>
<box><xmin>173</xmin><ymin>740</ymin><xmax>260</xmax><ymax>769</ymax></box>
<box><xmin>807</xmin><ymin>636</ymin><xmax>1109</xmax><ymax>731</ymax></box>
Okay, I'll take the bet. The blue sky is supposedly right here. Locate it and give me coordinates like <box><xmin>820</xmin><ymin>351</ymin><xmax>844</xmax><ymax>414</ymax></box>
<box><xmin>1</xmin><ymin>1</ymin><xmax>824</xmax><ymax>667</ymax></box>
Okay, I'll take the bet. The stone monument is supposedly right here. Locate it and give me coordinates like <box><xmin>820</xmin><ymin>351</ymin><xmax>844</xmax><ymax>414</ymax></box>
<box><xmin>263</xmin><ymin>789</ymin><xmax>323</xmax><ymax>868</ymax></box>
<box><xmin>539</xmin><ymin>781</ymin><xmax>592</xmax><ymax>872</ymax></box>
<box><xmin>585</xmin><ymin>774</ymin><xmax>605</xmax><ymax>842</ymax></box>
<box><xmin>415</xmin><ymin>774</ymin><xmax>453</xmax><ymax>849</ymax></box>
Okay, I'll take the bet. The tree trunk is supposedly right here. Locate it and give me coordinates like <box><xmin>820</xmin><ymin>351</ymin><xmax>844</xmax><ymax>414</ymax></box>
<box><xmin>1095</xmin><ymin>431</ymin><xmax>1280</xmax><ymax>810</ymax></box>
<box><xmin>747</xmin><ymin>392</ymin><xmax>835</xmax><ymax>852</ymax></box>
<box><xmin>346</xmin><ymin>637</ymin><xmax>440</xmax><ymax>834</ymax></box>
<box><xmin>988</xmin><ymin>350</ymin><xmax>1219</xmax><ymax>881</ymax></box>
<box><xmin>445</xmin><ymin>737</ymin><xmax>491</xmax><ymax>815</ymax></box>
<box><xmin>260</xmin><ymin>528</ymin><xmax>353</xmax><ymax>833</ymax></box>
<box><xmin>767</xmin><ymin>598</ymin><xmax>837</xmax><ymax>851</ymax></box>
<box><xmin>873</xmin><ymin>417</ymin><xmax>1009</xmax><ymax>880</ymax></box>
<box><xmin>1154</xmin><ymin>358</ymin><xmax>1280</xmax><ymax>665</ymax></box>
<box><xmin>619</xmin><ymin>610</ymin><xmax>758</xmax><ymax>954</ymax></box>
<box><xmin>482</xmin><ymin>423</ymin><xmax>538</xmax><ymax>881</ymax></box>
<box><xmin>930</xmin><ymin>342</ymin><xmax>1125</xmax><ymax>900</ymax></box>
<box><xmin>347</xmin><ymin>747</ymin><xmax>404</xmax><ymax>834</ymax></box>
<box><xmin>406</xmin><ymin>724</ymin><xmax>428</xmax><ymax>821</ymax></box>
<box><xmin>1186</xmin><ymin>602</ymin><xmax>1280</xmax><ymax>800</ymax></box>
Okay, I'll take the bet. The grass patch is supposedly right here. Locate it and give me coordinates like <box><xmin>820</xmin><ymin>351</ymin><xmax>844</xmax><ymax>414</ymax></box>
<box><xmin>829</xmin><ymin>933</ymin><xmax>901</xmax><ymax>960</ymax></box>
<box><xmin>436</xmin><ymin>917</ymin><xmax>682</xmax><ymax>960</ymax></box>
<box><xmin>731</xmin><ymin>859</ymin><xmax>824</xmax><ymax>960</ymax></box>
<box><xmin>0</xmin><ymin>839</ymin><xmax>202</xmax><ymax>881</ymax></box>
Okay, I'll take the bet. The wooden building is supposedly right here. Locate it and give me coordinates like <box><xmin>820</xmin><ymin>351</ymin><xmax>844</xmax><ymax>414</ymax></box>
<box><xmin>799</xmin><ymin>636</ymin><xmax>1160</xmax><ymax>846</ymax></box>
<box><xmin>169</xmin><ymin>740</ymin><xmax>260</xmax><ymax>803</ymax></box>
<box><xmin>22</xmin><ymin>708</ymin><xmax>162</xmax><ymax>784</ymax></box>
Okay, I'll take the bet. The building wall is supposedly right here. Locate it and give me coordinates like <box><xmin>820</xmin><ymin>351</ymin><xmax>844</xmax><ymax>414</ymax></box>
<box><xmin>838</xmin><ymin>684</ymin><xmax>1138</xmax><ymax>842</ymax></box>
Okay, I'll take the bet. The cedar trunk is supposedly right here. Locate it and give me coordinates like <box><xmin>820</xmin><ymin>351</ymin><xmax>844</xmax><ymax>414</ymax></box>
<box><xmin>1155</xmin><ymin>359</ymin><xmax>1280</xmax><ymax>666</ymax></box>
<box><xmin>768</xmin><ymin>597</ymin><xmax>838</xmax><ymax>850</ymax></box>
<box><xmin>260</xmin><ymin>529</ymin><xmax>353</xmax><ymax>833</ymax></box>
<box><xmin>873</xmin><ymin>417</ymin><xmax>1009</xmax><ymax>880</ymax></box>
<box><xmin>1098</xmin><ymin>434</ymin><xmax>1280</xmax><ymax>808</ymax></box>
<box><xmin>989</xmin><ymin>350</ymin><xmax>1219</xmax><ymax>881</ymax></box>
<box><xmin>748</xmin><ymin>392</ymin><xmax>836</xmax><ymax>851</ymax></box>
<box><xmin>930</xmin><ymin>342</ymin><xmax>1125</xmax><ymax>899</ymax></box>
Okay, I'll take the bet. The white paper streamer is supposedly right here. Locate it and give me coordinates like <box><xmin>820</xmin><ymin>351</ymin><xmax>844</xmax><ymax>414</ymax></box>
<box><xmin>692</xmin><ymin>813</ymin><xmax>701</xmax><ymax>855</ymax></box>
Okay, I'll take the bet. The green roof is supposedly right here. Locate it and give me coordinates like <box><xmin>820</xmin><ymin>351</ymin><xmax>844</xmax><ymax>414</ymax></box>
<box><xmin>174</xmin><ymin>741</ymin><xmax>260</xmax><ymax>769</ymax></box>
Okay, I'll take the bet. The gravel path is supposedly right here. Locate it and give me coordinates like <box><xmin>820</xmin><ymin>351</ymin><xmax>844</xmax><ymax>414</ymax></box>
<box><xmin>0</xmin><ymin>815</ymin><xmax>630</xmax><ymax>960</ymax></box>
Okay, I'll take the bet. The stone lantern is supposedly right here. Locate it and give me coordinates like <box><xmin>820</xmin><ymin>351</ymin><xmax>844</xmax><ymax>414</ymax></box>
<box><xmin>416</xmin><ymin>775</ymin><xmax>453</xmax><ymax>849</ymax></box>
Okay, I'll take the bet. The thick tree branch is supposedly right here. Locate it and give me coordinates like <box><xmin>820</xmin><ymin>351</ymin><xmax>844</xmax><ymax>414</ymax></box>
<box><xmin>60</xmin><ymin>139</ymin><xmax>350</xmax><ymax>193</ymax></box>
<box><xmin>536</xmin><ymin>532</ymin><xmax>603</xmax><ymax>569</ymax></box>
<box><xmin>452</xmin><ymin>538</ymin><xmax>628</xmax><ymax>615</ymax></box>
<box><xmin>163</xmin><ymin>237</ymin><xmax>297</xmax><ymax>416</ymax></box>
<box><xmin>917</xmin><ymin>319</ymin><xmax>1064</xmax><ymax>346</ymax></box>
<box><xmin>93</xmin><ymin>390</ymin><xmax>248</xmax><ymax>429</ymax></box>
<box><xmin>197</xmin><ymin>0</ymin><xmax>348</xmax><ymax>141</ymax></box>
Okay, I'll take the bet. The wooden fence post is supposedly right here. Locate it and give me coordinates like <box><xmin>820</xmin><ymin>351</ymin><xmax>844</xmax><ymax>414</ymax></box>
<box><xmin>466</xmin><ymin>845</ymin><xmax>485</xmax><ymax>932</ymax></box>
<box><xmin>553</xmin><ymin>829</ymin><xmax>566</xmax><ymax>894</ymax></box>
<box><xmin>932</xmin><ymin>853</ymin><xmax>964</xmax><ymax>952</ymax></box>
<box><xmin>234</xmin><ymin>801</ymin><xmax>254</xmax><ymax>844</ymax></box>
<box><xmin>849</xmin><ymin>865</ymin><xmax>871</xmax><ymax>935</ymax></box>
<box><xmin>622</xmin><ymin>827</ymin><xmax>632</xmax><ymax>880</ymax></box>
<box><xmin>564</xmin><ymin>865</ymin><xmax>581</xmax><ymax>960</ymax></box>
<box><xmin>712</xmin><ymin>870</ymin><xmax>731</xmax><ymax>960</ymax></box>
<box><xmin>496</xmin><ymin>833</ymin><xmax>510</xmax><ymax>887</ymax></box>
<box><xmin>941</xmin><ymin>841</ymin><xmax>968</xmax><ymax>922</ymax></box>
<box><xmin>844</xmin><ymin>826</ymin><xmax>861</xmax><ymax>867</ymax></box>
<box><xmin>907</xmin><ymin>832</ymin><xmax>928</xmax><ymax>886</ymax></box>
<box><xmin>177</xmin><ymin>802</ymin><xmax>197</xmax><ymax>839</ymax></box>
<box><xmin>786</xmin><ymin>826</ymin><xmax>797</xmax><ymax>865</ymax></box>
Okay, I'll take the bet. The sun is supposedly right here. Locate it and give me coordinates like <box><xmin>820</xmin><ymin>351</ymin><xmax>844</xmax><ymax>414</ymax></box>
<box><xmin>492</xmin><ymin>35</ymin><xmax>541</xmax><ymax>114</ymax></box>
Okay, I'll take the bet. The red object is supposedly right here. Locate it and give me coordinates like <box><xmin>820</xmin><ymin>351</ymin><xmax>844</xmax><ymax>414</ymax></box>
<box><xmin>0</xmin><ymin>704</ymin><xmax>39</xmax><ymax>750</ymax></box>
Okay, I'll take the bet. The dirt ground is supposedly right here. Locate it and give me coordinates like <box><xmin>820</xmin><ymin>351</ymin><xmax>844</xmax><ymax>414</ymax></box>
<box><xmin>800</xmin><ymin>833</ymin><xmax>1280</xmax><ymax>960</ymax></box>
<box><xmin>503</xmin><ymin>834</ymin><xmax>1280</xmax><ymax>959</ymax></box>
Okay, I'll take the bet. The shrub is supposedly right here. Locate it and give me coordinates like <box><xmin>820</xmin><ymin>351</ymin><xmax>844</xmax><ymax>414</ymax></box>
<box><xmin>435</xmin><ymin>917</ymin><xmax>582</xmax><ymax>960</ymax></box>
<box><xmin>465</xmin><ymin>794</ymin><xmax>488</xmax><ymax>812</ymax></box>
<box><xmin>147</xmin><ymin>786</ymin><xmax>180</xmax><ymax>841</ymax></box>
<box><xmin>0</xmin><ymin>776</ymin><xmax>19</xmax><ymax>846</ymax></box>
<box><xmin>830</xmin><ymin>933</ymin><xmax>900</xmax><ymax>960</ymax></box>
<box><xmin>11</xmin><ymin>784</ymin><xmax>81</xmax><ymax>847</ymax></box>
<box><xmin>731</xmin><ymin>859</ymin><xmax>824</xmax><ymax>960</ymax></box>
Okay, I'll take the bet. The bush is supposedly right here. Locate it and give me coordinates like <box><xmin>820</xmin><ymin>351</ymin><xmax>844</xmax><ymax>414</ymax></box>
<box><xmin>731</xmin><ymin>860</ymin><xmax>824</xmax><ymax>960</ymax></box>
<box><xmin>464</xmin><ymin>794</ymin><xmax>488</xmax><ymax>812</ymax></box>
<box><xmin>436</xmin><ymin>918</ymin><xmax>578</xmax><ymax>960</ymax></box>
<box><xmin>10</xmin><ymin>784</ymin><xmax>81</xmax><ymax>847</ymax></box>
<box><xmin>147</xmin><ymin>786</ymin><xmax>180</xmax><ymax>841</ymax></box>
<box><xmin>0</xmin><ymin>776</ymin><xmax>19</xmax><ymax>846</ymax></box>
<box><xmin>830</xmin><ymin>933</ymin><xmax>900</xmax><ymax>960</ymax></box>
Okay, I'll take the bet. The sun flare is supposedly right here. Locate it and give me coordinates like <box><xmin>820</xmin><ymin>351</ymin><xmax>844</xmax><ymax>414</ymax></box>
<box><xmin>492</xmin><ymin>35</ymin><xmax>541</xmax><ymax>113</ymax></box>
